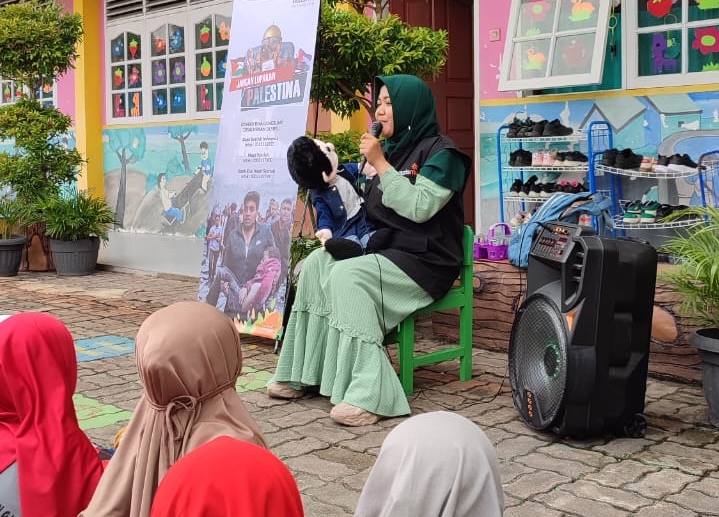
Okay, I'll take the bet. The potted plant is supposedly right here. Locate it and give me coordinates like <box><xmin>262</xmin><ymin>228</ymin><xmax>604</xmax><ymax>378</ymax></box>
<box><xmin>0</xmin><ymin>1</ymin><xmax>84</xmax><ymax>271</ymax></box>
<box><xmin>23</xmin><ymin>188</ymin><xmax>116</xmax><ymax>276</ymax></box>
<box><xmin>0</xmin><ymin>191</ymin><xmax>27</xmax><ymax>277</ymax></box>
<box><xmin>660</xmin><ymin>205</ymin><xmax>719</xmax><ymax>427</ymax></box>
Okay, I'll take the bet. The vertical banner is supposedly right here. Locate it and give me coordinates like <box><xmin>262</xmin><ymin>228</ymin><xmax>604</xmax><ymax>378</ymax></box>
<box><xmin>198</xmin><ymin>0</ymin><xmax>320</xmax><ymax>339</ymax></box>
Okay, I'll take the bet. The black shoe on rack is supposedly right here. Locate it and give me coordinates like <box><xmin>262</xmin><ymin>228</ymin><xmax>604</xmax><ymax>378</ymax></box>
<box><xmin>509</xmin><ymin>150</ymin><xmax>520</xmax><ymax>166</ymax></box>
<box><xmin>654</xmin><ymin>154</ymin><xmax>671</xmax><ymax>173</ymax></box>
<box><xmin>615</xmin><ymin>148</ymin><xmax>643</xmax><ymax>170</ymax></box>
<box><xmin>563</xmin><ymin>151</ymin><xmax>588</xmax><ymax>166</ymax></box>
<box><xmin>508</xmin><ymin>178</ymin><xmax>523</xmax><ymax>196</ymax></box>
<box><xmin>602</xmin><ymin>148</ymin><xmax>618</xmax><ymax>167</ymax></box>
<box><xmin>529</xmin><ymin>119</ymin><xmax>548</xmax><ymax>137</ymax></box>
<box><xmin>667</xmin><ymin>153</ymin><xmax>698</xmax><ymax>174</ymax></box>
<box><xmin>542</xmin><ymin>119</ymin><xmax>573</xmax><ymax>137</ymax></box>
<box><xmin>507</xmin><ymin>117</ymin><xmax>523</xmax><ymax>138</ymax></box>
<box><xmin>516</xmin><ymin>149</ymin><xmax>533</xmax><ymax>166</ymax></box>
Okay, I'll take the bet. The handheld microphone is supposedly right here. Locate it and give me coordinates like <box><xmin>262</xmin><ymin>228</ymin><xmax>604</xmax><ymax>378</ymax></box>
<box><xmin>359</xmin><ymin>121</ymin><xmax>383</xmax><ymax>173</ymax></box>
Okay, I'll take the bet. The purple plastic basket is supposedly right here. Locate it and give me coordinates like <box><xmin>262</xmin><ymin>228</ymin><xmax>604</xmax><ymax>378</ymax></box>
<box><xmin>484</xmin><ymin>222</ymin><xmax>511</xmax><ymax>261</ymax></box>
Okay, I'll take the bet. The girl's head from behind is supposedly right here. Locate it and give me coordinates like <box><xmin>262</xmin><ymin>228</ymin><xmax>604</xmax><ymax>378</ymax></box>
<box><xmin>0</xmin><ymin>312</ymin><xmax>78</xmax><ymax>408</ymax></box>
<box><xmin>150</xmin><ymin>436</ymin><xmax>304</xmax><ymax>517</ymax></box>
<box><xmin>135</xmin><ymin>301</ymin><xmax>242</xmax><ymax>406</ymax></box>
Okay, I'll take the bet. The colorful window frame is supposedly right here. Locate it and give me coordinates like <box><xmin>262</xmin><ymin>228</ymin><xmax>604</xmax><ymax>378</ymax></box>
<box><xmin>499</xmin><ymin>0</ymin><xmax>613</xmax><ymax>92</ymax></box>
<box><xmin>626</xmin><ymin>0</ymin><xmax>719</xmax><ymax>88</ymax></box>
<box><xmin>105</xmin><ymin>1</ymin><xmax>232</xmax><ymax>124</ymax></box>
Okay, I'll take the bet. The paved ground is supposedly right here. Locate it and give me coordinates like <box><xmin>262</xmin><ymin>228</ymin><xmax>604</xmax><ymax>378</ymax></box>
<box><xmin>1</xmin><ymin>269</ymin><xmax>718</xmax><ymax>517</ymax></box>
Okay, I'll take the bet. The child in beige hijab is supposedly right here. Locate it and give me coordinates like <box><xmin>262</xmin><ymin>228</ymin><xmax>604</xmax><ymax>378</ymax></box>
<box><xmin>79</xmin><ymin>301</ymin><xmax>267</xmax><ymax>517</ymax></box>
<box><xmin>355</xmin><ymin>411</ymin><xmax>504</xmax><ymax>516</ymax></box>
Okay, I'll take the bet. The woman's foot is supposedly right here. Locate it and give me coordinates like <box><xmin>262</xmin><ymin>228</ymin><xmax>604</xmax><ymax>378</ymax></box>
<box><xmin>330</xmin><ymin>402</ymin><xmax>381</xmax><ymax>426</ymax></box>
<box><xmin>267</xmin><ymin>382</ymin><xmax>305</xmax><ymax>399</ymax></box>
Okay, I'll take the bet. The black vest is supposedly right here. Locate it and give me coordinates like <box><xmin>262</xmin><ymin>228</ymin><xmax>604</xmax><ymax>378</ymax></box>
<box><xmin>364</xmin><ymin>135</ymin><xmax>470</xmax><ymax>300</ymax></box>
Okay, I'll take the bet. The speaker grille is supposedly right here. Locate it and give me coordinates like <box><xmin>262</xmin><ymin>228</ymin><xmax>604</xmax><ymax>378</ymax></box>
<box><xmin>509</xmin><ymin>294</ymin><xmax>568</xmax><ymax>429</ymax></box>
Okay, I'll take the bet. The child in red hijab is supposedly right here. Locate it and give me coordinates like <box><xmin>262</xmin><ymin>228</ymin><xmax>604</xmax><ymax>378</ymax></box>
<box><xmin>0</xmin><ymin>313</ymin><xmax>104</xmax><ymax>517</ymax></box>
<box><xmin>150</xmin><ymin>436</ymin><xmax>304</xmax><ymax>517</ymax></box>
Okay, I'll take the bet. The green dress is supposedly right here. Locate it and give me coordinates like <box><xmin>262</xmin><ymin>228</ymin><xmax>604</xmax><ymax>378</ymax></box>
<box><xmin>270</xmin><ymin>249</ymin><xmax>432</xmax><ymax>416</ymax></box>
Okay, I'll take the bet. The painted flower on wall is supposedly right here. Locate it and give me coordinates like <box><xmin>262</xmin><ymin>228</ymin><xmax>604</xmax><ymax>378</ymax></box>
<box><xmin>692</xmin><ymin>26</ymin><xmax>719</xmax><ymax>55</ymax></box>
<box><xmin>524</xmin><ymin>0</ymin><xmax>552</xmax><ymax>22</ymax></box>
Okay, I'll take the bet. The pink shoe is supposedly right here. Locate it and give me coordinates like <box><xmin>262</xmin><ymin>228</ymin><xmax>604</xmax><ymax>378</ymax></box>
<box><xmin>329</xmin><ymin>402</ymin><xmax>381</xmax><ymax>426</ymax></box>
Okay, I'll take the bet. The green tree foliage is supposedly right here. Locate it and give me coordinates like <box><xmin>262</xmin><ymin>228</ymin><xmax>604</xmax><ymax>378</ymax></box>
<box><xmin>313</xmin><ymin>0</ymin><xmax>448</xmax><ymax>119</ymax></box>
<box><xmin>0</xmin><ymin>0</ymin><xmax>83</xmax><ymax>97</ymax></box>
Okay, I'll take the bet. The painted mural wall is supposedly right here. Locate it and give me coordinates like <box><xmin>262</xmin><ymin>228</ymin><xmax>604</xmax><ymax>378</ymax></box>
<box><xmin>477</xmin><ymin>3</ymin><xmax>719</xmax><ymax>235</ymax></box>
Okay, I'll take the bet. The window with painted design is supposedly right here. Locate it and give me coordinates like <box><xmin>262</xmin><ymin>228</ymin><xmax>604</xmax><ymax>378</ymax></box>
<box><xmin>105</xmin><ymin>0</ymin><xmax>232</xmax><ymax>124</ymax></box>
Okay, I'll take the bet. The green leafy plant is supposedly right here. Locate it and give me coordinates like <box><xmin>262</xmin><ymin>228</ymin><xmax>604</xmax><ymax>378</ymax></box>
<box><xmin>315</xmin><ymin>129</ymin><xmax>362</xmax><ymax>164</ymax></box>
<box><xmin>24</xmin><ymin>188</ymin><xmax>117</xmax><ymax>244</ymax></box>
<box><xmin>659</xmin><ymin>206</ymin><xmax>719</xmax><ymax>329</ymax></box>
<box><xmin>0</xmin><ymin>194</ymin><xmax>23</xmax><ymax>240</ymax></box>
<box><xmin>0</xmin><ymin>1</ymin><xmax>84</xmax><ymax>204</ymax></box>
<box><xmin>314</xmin><ymin>0</ymin><xmax>448</xmax><ymax>119</ymax></box>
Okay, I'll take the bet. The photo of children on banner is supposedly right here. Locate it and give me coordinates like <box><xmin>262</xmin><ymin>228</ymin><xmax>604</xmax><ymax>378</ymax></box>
<box><xmin>286</xmin><ymin>135</ymin><xmax>391</xmax><ymax>260</ymax></box>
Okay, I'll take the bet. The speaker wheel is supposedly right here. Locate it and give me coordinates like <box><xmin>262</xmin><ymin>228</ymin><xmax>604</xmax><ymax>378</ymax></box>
<box><xmin>623</xmin><ymin>413</ymin><xmax>647</xmax><ymax>438</ymax></box>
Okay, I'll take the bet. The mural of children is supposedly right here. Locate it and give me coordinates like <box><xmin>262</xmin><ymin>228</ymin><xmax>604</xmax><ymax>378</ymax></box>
<box><xmin>206</xmin><ymin>213</ymin><xmax>224</xmax><ymax>281</ymax></box>
<box><xmin>158</xmin><ymin>172</ymin><xmax>184</xmax><ymax>223</ymax></box>
<box><xmin>198</xmin><ymin>141</ymin><xmax>214</xmax><ymax>192</ymax></box>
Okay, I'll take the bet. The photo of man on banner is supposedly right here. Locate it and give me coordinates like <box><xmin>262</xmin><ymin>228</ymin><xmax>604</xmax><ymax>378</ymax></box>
<box><xmin>197</xmin><ymin>0</ymin><xmax>321</xmax><ymax>340</ymax></box>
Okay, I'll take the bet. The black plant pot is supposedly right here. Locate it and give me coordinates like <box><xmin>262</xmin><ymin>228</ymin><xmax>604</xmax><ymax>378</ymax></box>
<box><xmin>689</xmin><ymin>328</ymin><xmax>719</xmax><ymax>428</ymax></box>
<box><xmin>50</xmin><ymin>237</ymin><xmax>100</xmax><ymax>276</ymax></box>
<box><xmin>0</xmin><ymin>235</ymin><xmax>27</xmax><ymax>277</ymax></box>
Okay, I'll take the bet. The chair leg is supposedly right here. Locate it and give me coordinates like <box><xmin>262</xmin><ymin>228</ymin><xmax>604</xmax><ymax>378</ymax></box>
<box><xmin>458</xmin><ymin>304</ymin><xmax>473</xmax><ymax>381</ymax></box>
<box><xmin>397</xmin><ymin>315</ymin><xmax>416</xmax><ymax>396</ymax></box>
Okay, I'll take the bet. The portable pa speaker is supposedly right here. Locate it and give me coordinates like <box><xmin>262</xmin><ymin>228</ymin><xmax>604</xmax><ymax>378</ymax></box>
<box><xmin>509</xmin><ymin>221</ymin><xmax>657</xmax><ymax>437</ymax></box>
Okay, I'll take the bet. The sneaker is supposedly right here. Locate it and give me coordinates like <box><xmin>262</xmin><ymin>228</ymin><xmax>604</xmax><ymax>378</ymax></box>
<box><xmin>667</xmin><ymin>153</ymin><xmax>698</xmax><ymax>174</ymax></box>
<box><xmin>508</xmin><ymin>178</ymin><xmax>523</xmax><ymax>196</ymax></box>
<box><xmin>539</xmin><ymin>182</ymin><xmax>555</xmax><ymax>198</ymax></box>
<box><xmin>615</xmin><ymin>148</ymin><xmax>643</xmax><ymax>170</ymax></box>
<box><xmin>529</xmin><ymin>119</ymin><xmax>548</xmax><ymax>137</ymax></box>
<box><xmin>656</xmin><ymin>203</ymin><xmax>673</xmax><ymax>220</ymax></box>
<box><xmin>623</xmin><ymin>201</ymin><xmax>642</xmax><ymax>224</ymax></box>
<box><xmin>506</xmin><ymin>117</ymin><xmax>524</xmax><ymax>138</ymax></box>
<box><xmin>563</xmin><ymin>151</ymin><xmax>589</xmax><ymax>166</ymax></box>
<box><xmin>509</xmin><ymin>149</ymin><xmax>520</xmax><ymax>166</ymax></box>
<box><xmin>653</xmin><ymin>155</ymin><xmax>671</xmax><ymax>173</ymax></box>
<box><xmin>542</xmin><ymin>118</ymin><xmax>573</xmax><ymax>137</ymax></box>
<box><xmin>639</xmin><ymin>156</ymin><xmax>656</xmax><ymax>173</ymax></box>
<box><xmin>542</xmin><ymin>149</ymin><xmax>557</xmax><ymax>166</ymax></box>
<box><xmin>640</xmin><ymin>200</ymin><xmax>660</xmax><ymax>223</ymax></box>
<box><xmin>602</xmin><ymin>149</ymin><xmax>618</xmax><ymax>167</ymax></box>
<box><xmin>516</xmin><ymin>118</ymin><xmax>535</xmax><ymax>138</ymax></box>
<box><xmin>515</xmin><ymin>149</ymin><xmax>533</xmax><ymax>166</ymax></box>
<box><xmin>529</xmin><ymin>182</ymin><xmax>542</xmax><ymax>197</ymax></box>
<box><xmin>553</xmin><ymin>152</ymin><xmax>566</xmax><ymax>166</ymax></box>
<box><xmin>531</xmin><ymin>151</ymin><xmax>544</xmax><ymax>166</ymax></box>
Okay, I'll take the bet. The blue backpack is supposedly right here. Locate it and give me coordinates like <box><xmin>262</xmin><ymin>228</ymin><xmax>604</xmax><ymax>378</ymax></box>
<box><xmin>508</xmin><ymin>192</ymin><xmax>613</xmax><ymax>268</ymax></box>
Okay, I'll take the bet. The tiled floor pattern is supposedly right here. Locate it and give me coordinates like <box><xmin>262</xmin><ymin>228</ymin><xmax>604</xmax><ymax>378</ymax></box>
<box><xmin>73</xmin><ymin>339</ymin><xmax>274</xmax><ymax>431</ymax></box>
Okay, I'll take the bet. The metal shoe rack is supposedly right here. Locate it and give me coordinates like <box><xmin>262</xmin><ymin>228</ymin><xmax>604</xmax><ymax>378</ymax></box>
<box><xmin>495</xmin><ymin>120</ymin><xmax>613</xmax><ymax>223</ymax></box>
<box><xmin>593</xmin><ymin>150</ymin><xmax>712</xmax><ymax>233</ymax></box>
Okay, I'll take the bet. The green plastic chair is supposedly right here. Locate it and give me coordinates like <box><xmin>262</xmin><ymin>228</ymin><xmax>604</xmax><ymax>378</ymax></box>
<box><xmin>385</xmin><ymin>225</ymin><xmax>475</xmax><ymax>395</ymax></box>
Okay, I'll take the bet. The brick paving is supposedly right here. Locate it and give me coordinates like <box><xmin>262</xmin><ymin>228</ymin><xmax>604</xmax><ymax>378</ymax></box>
<box><xmin>1</xmin><ymin>269</ymin><xmax>718</xmax><ymax>516</ymax></box>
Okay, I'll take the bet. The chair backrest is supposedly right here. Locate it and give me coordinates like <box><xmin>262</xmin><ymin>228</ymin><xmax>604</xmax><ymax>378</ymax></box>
<box><xmin>459</xmin><ymin>225</ymin><xmax>474</xmax><ymax>285</ymax></box>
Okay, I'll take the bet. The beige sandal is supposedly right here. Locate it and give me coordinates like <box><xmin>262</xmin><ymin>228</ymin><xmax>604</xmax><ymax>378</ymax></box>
<box><xmin>330</xmin><ymin>402</ymin><xmax>381</xmax><ymax>426</ymax></box>
<box><xmin>266</xmin><ymin>382</ymin><xmax>305</xmax><ymax>399</ymax></box>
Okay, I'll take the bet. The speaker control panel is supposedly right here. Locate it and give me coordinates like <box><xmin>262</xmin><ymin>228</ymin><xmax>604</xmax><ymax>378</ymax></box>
<box><xmin>531</xmin><ymin>222</ymin><xmax>594</xmax><ymax>263</ymax></box>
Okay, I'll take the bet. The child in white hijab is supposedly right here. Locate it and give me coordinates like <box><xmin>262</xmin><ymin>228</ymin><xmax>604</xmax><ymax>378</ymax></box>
<box><xmin>355</xmin><ymin>411</ymin><xmax>504</xmax><ymax>517</ymax></box>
